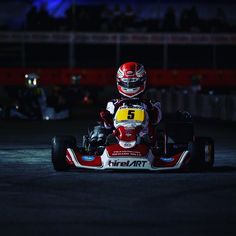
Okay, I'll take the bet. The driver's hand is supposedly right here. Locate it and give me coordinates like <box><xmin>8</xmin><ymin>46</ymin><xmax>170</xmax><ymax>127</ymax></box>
<box><xmin>100</xmin><ymin>109</ymin><xmax>113</xmax><ymax>126</ymax></box>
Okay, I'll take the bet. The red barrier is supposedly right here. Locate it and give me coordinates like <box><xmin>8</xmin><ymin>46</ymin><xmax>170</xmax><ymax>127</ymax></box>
<box><xmin>0</xmin><ymin>68</ymin><xmax>235</xmax><ymax>87</ymax></box>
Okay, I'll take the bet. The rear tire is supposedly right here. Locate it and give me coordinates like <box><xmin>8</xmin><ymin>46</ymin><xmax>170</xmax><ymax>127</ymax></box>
<box><xmin>188</xmin><ymin>137</ymin><xmax>214</xmax><ymax>171</ymax></box>
<box><xmin>51</xmin><ymin>135</ymin><xmax>76</xmax><ymax>171</ymax></box>
<box><xmin>188</xmin><ymin>141</ymin><xmax>205</xmax><ymax>170</ymax></box>
<box><xmin>196</xmin><ymin>137</ymin><xmax>214</xmax><ymax>170</ymax></box>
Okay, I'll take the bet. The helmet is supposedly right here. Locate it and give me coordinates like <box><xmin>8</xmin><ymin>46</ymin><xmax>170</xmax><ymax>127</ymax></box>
<box><xmin>116</xmin><ymin>62</ymin><xmax>147</xmax><ymax>98</ymax></box>
<box><xmin>25</xmin><ymin>73</ymin><xmax>39</xmax><ymax>88</ymax></box>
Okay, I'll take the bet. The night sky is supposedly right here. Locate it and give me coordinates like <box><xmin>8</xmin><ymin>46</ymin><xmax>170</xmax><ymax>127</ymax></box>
<box><xmin>30</xmin><ymin>0</ymin><xmax>236</xmax><ymax>17</ymax></box>
<box><xmin>0</xmin><ymin>0</ymin><xmax>236</xmax><ymax>28</ymax></box>
<box><xmin>30</xmin><ymin>0</ymin><xmax>236</xmax><ymax>21</ymax></box>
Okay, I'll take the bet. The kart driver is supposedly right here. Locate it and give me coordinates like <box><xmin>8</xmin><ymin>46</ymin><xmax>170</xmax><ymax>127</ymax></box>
<box><xmin>89</xmin><ymin>61</ymin><xmax>162</xmax><ymax>149</ymax></box>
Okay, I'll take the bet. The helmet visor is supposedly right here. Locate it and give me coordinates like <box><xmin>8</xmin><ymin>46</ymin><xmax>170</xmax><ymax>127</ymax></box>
<box><xmin>117</xmin><ymin>78</ymin><xmax>145</xmax><ymax>89</ymax></box>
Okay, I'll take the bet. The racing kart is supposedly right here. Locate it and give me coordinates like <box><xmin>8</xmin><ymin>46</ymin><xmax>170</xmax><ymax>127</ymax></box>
<box><xmin>51</xmin><ymin>105</ymin><xmax>214</xmax><ymax>171</ymax></box>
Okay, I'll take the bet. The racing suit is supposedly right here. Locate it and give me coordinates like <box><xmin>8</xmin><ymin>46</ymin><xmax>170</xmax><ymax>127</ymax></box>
<box><xmin>89</xmin><ymin>97</ymin><xmax>162</xmax><ymax>147</ymax></box>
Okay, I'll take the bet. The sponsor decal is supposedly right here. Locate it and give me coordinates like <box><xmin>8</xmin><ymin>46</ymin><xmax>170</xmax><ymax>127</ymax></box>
<box><xmin>119</xmin><ymin>140</ymin><xmax>136</xmax><ymax>149</ymax></box>
<box><xmin>160</xmin><ymin>157</ymin><xmax>175</xmax><ymax>163</ymax></box>
<box><xmin>108</xmin><ymin>160</ymin><xmax>147</xmax><ymax>167</ymax></box>
<box><xmin>82</xmin><ymin>155</ymin><xmax>95</xmax><ymax>162</ymax></box>
<box><xmin>123</xmin><ymin>142</ymin><xmax>132</xmax><ymax>147</ymax></box>
<box><xmin>120</xmin><ymin>142</ymin><xmax>132</xmax><ymax>148</ymax></box>
<box><xmin>111</xmin><ymin>150</ymin><xmax>142</xmax><ymax>156</ymax></box>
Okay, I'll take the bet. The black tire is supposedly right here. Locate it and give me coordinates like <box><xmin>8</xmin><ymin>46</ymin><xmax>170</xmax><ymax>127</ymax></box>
<box><xmin>188</xmin><ymin>141</ymin><xmax>205</xmax><ymax>170</ymax></box>
<box><xmin>51</xmin><ymin>135</ymin><xmax>76</xmax><ymax>171</ymax></box>
<box><xmin>196</xmin><ymin>137</ymin><xmax>214</xmax><ymax>170</ymax></box>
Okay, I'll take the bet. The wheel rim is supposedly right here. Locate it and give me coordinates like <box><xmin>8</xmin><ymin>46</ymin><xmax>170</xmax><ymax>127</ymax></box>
<box><xmin>205</xmin><ymin>144</ymin><xmax>212</xmax><ymax>163</ymax></box>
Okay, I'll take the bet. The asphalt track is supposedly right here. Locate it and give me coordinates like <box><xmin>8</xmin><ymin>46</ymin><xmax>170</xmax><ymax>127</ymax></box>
<box><xmin>0</xmin><ymin>118</ymin><xmax>236</xmax><ymax>236</ymax></box>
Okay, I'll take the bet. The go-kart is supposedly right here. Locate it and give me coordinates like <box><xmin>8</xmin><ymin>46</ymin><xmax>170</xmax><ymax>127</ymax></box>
<box><xmin>51</xmin><ymin>105</ymin><xmax>214</xmax><ymax>171</ymax></box>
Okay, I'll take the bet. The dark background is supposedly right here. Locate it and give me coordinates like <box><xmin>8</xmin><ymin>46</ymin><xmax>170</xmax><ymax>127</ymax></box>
<box><xmin>0</xmin><ymin>1</ymin><xmax>236</xmax><ymax>236</ymax></box>
<box><xmin>0</xmin><ymin>0</ymin><xmax>236</xmax><ymax>68</ymax></box>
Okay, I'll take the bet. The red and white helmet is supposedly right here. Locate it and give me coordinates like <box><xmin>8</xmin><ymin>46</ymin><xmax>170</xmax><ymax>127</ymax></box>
<box><xmin>116</xmin><ymin>62</ymin><xmax>147</xmax><ymax>98</ymax></box>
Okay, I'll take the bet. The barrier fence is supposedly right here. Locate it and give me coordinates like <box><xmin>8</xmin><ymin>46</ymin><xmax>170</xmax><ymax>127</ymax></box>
<box><xmin>0</xmin><ymin>32</ymin><xmax>236</xmax><ymax>45</ymax></box>
<box><xmin>0</xmin><ymin>32</ymin><xmax>236</xmax><ymax>68</ymax></box>
<box><xmin>151</xmin><ymin>89</ymin><xmax>236</xmax><ymax>121</ymax></box>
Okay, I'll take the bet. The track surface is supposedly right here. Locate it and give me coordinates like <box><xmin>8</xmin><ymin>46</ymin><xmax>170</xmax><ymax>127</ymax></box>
<box><xmin>0</xmin><ymin>120</ymin><xmax>236</xmax><ymax>236</ymax></box>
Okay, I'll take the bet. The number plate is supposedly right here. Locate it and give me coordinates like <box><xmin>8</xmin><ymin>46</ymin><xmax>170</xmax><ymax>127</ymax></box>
<box><xmin>115</xmin><ymin>108</ymin><xmax>145</xmax><ymax>122</ymax></box>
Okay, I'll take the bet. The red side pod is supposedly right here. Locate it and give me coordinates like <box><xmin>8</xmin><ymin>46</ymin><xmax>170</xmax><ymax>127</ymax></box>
<box><xmin>66</xmin><ymin>149</ymin><xmax>75</xmax><ymax>166</ymax></box>
<box><xmin>180</xmin><ymin>152</ymin><xmax>191</xmax><ymax>170</ymax></box>
<box><xmin>153</xmin><ymin>152</ymin><xmax>184</xmax><ymax>167</ymax></box>
<box><xmin>106</xmin><ymin>144</ymin><xmax>149</xmax><ymax>157</ymax></box>
<box><xmin>74</xmin><ymin>150</ymin><xmax>102</xmax><ymax>167</ymax></box>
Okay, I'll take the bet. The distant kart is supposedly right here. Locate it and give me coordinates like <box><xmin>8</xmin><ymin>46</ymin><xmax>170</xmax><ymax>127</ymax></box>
<box><xmin>51</xmin><ymin>105</ymin><xmax>214</xmax><ymax>172</ymax></box>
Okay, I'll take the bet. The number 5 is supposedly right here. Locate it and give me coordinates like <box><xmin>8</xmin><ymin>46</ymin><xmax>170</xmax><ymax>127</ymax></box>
<box><xmin>127</xmin><ymin>110</ymin><xmax>135</xmax><ymax>119</ymax></box>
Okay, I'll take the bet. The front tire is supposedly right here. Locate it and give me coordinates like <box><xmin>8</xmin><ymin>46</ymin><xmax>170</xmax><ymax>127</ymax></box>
<box><xmin>51</xmin><ymin>136</ymin><xmax>76</xmax><ymax>171</ymax></box>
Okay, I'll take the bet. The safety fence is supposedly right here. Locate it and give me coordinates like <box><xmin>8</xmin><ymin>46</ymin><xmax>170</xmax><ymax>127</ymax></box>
<box><xmin>0</xmin><ymin>68</ymin><xmax>236</xmax><ymax>87</ymax></box>
<box><xmin>0</xmin><ymin>32</ymin><xmax>236</xmax><ymax>45</ymax></box>
<box><xmin>0</xmin><ymin>32</ymin><xmax>236</xmax><ymax>68</ymax></box>
<box><xmin>152</xmin><ymin>89</ymin><xmax>236</xmax><ymax>121</ymax></box>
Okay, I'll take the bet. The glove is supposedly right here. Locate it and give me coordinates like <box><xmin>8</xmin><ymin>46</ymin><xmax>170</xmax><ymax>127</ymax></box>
<box><xmin>99</xmin><ymin>109</ymin><xmax>113</xmax><ymax>127</ymax></box>
<box><xmin>144</xmin><ymin>100</ymin><xmax>159</xmax><ymax>124</ymax></box>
